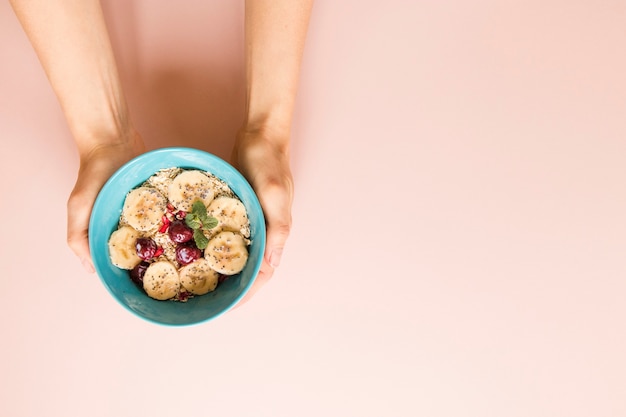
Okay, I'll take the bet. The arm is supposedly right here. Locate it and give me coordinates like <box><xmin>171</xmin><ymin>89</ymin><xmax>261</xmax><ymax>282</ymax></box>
<box><xmin>233</xmin><ymin>0</ymin><xmax>313</xmax><ymax>303</ymax></box>
<box><xmin>10</xmin><ymin>0</ymin><xmax>144</xmax><ymax>272</ymax></box>
<box><xmin>243</xmin><ymin>0</ymin><xmax>314</xmax><ymax>135</ymax></box>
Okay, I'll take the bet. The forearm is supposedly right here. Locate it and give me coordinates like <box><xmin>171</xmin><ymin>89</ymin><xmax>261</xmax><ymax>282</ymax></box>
<box><xmin>243</xmin><ymin>0</ymin><xmax>313</xmax><ymax>143</ymax></box>
<box><xmin>10</xmin><ymin>0</ymin><xmax>132</xmax><ymax>156</ymax></box>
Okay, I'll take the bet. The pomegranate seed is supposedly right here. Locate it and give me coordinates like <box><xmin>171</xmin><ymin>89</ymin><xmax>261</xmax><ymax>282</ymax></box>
<box><xmin>153</xmin><ymin>246</ymin><xmax>164</xmax><ymax>257</ymax></box>
<box><xmin>178</xmin><ymin>291</ymin><xmax>190</xmax><ymax>301</ymax></box>
<box><xmin>166</xmin><ymin>203</ymin><xmax>175</xmax><ymax>212</ymax></box>
<box><xmin>176</xmin><ymin>211</ymin><xmax>187</xmax><ymax>220</ymax></box>
<box><xmin>158</xmin><ymin>215</ymin><xmax>171</xmax><ymax>233</ymax></box>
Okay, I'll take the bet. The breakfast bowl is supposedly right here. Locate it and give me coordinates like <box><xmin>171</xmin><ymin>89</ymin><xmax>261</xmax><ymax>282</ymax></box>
<box><xmin>89</xmin><ymin>147</ymin><xmax>266</xmax><ymax>326</ymax></box>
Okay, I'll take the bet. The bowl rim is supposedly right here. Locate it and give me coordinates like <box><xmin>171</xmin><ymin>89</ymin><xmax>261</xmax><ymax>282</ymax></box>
<box><xmin>88</xmin><ymin>146</ymin><xmax>266</xmax><ymax>326</ymax></box>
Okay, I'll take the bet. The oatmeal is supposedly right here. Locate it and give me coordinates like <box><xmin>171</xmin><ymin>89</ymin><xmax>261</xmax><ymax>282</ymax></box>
<box><xmin>107</xmin><ymin>167</ymin><xmax>251</xmax><ymax>301</ymax></box>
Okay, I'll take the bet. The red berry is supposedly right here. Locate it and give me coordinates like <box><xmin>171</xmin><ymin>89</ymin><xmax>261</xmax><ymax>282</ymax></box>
<box><xmin>130</xmin><ymin>261</ymin><xmax>150</xmax><ymax>286</ymax></box>
<box><xmin>136</xmin><ymin>238</ymin><xmax>157</xmax><ymax>260</ymax></box>
<box><xmin>153</xmin><ymin>246</ymin><xmax>164</xmax><ymax>258</ymax></box>
<box><xmin>176</xmin><ymin>243</ymin><xmax>202</xmax><ymax>265</ymax></box>
<box><xmin>168</xmin><ymin>220</ymin><xmax>193</xmax><ymax>243</ymax></box>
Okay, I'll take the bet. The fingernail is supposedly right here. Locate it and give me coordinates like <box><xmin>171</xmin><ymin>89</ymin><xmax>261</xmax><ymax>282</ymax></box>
<box><xmin>269</xmin><ymin>249</ymin><xmax>283</xmax><ymax>268</ymax></box>
<box><xmin>81</xmin><ymin>257</ymin><xmax>95</xmax><ymax>274</ymax></box>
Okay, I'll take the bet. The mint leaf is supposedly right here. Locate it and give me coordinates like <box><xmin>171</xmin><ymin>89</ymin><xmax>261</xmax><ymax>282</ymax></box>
<box><xmin>185</xmin><ymin>201</ymin><xmax>215</xmax><ymax>247</ymax></box>
<box><xmin>198</xmin><ymin>210</ymin><xmax>210</xmax><ymax>224</ymax></box>
<box><xmin>185</xmin><ymin>214</ymin><xmax>202</xmax><ymax>229</ymax></box>
<box><xmin>191</xmin><ymin>200</ymin><xmax>207</xmax><ymax>217</ymax></box>
<box><xmin>204</xmin><ymin>216</ymin><xmax>218</xmax><ymax>230</ymax></box>
<box><xmin>193</xmin><ymin>228</ymin><xmax>209</xmax><ymax>250</ymax></box>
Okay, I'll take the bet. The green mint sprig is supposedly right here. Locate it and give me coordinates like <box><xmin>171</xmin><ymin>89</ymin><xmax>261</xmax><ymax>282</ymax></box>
<box><xmin>184</xmin><ymin>201</ymin><xmax>218</xmax><ymax>249</ymax></box>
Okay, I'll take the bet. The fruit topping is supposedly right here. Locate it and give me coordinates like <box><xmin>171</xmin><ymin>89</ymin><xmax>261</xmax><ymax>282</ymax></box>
<box><xmin>168</xmin><ymin>220</ymin><xmax>194</xmax><ymax>243</ymax></box>
<box><xmin>158</xmin><ymin>215</ymin><xmax>171</xmax><ymax>233</ymax></box>
<box><xmin>136</xmin><ymin>237</ymin><xmax>158</xmax><ymax>260</ymax></box>
<box><xmin>130</xmin><ymin>262</ymin><xmax>150</xmax><ymax>286</ymax></box>
<box><xmin>176</xmin><ymin>242</ymin><xmax>202</xmax><ymax>265</ymax></box>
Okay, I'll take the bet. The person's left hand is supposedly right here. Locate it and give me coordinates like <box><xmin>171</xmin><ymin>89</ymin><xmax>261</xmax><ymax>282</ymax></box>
<box><xmin>230</xmin><ymin>125</ymin><xmax>294</xmax><ymax>306</ymax></box>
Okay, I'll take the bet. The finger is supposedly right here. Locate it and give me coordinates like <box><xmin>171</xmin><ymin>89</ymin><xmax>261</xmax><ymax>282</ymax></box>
<box><xmin>266</xmin><ymin>221</ymin><xmax>290</xmax><ymax>268</ymax></box>
<box><xmin>67</xmin><ymin>188</ymin><xmax>96</xmax><ymax>273</ymax></box>
<box><xmin>255</xmin><ymin>180</ymin><xmax>293</xmax><ymax>268</ymax></box>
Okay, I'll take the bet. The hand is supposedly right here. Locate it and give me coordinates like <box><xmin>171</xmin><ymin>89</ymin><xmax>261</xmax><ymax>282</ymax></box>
<box><xmin>10</xmin><ymin>0</ymin><xmax>145</xmax><ymax>273</ymax></box>
<box><xmin>67</xmin><ymin>131</ymin><xmax>145</xmax><ymax>273</ymax></box>
<box><xmin>228</xmin><ymin>0</ymin><xmax>311</xmax><ymax>307</ymax></box>
<box><xmin>231</xmin><ymin>126</ymin><xmax>294</xmax><ymax>305</ymax></box>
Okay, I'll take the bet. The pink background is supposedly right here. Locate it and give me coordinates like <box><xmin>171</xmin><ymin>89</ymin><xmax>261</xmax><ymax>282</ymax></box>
<box><xmin>1</xmin><ymin>1</ymin><xmax>625</xmax><ymax>416</ymax></box>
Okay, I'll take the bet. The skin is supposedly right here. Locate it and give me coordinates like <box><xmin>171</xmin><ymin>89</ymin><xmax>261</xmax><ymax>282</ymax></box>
<box><xmin>10</xmin><ymin>0</ymin><xmax>313</xmax><ymax>304</ymax></box>
<box><xmin>233</xmin><ymin>0</ymin><xmax>313</xmax><ymax>304</ymax></box>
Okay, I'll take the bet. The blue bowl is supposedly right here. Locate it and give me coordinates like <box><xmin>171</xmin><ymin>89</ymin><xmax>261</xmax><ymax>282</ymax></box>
<box><xmin>89</xmin><ymin>147</ymin><xmax>266</xmax><ymax>326</ymax></box>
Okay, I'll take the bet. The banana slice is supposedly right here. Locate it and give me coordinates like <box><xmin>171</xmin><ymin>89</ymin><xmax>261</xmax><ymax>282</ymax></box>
<box><xmin>207</xmin><ymin>196</ymin><xmax>250</xmax><ymax>238</ymax></box>
<box><xmin>108</xmin><ymin>225</ymin><xmax>142</xmax><ymax>270</ymax></box>
<box><xmin>142</xmin><ymin>260</ymin><xmax>180</xmax><ymax>300</ymax></box>
<box><xmin>121</xmin><ymin>187</ymin><xmax>167</xmax><ymax>232</ymax></box>
<box><xmin>167</xmin><ymin>170</ymin><xmax>215</xmax><ymax>212</ymax></box>
<box><xmin>204</xmin><ymin>231</ymin><xmax>248</xmax><ymax>275</ymax></box>
<box><xmin>179</xmin><ymin>258</ymin><xmax>219</xmax><ymax>295</ymax></box>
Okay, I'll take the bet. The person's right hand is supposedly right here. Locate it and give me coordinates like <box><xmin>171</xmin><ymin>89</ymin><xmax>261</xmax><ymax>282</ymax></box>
<box><xmin>67</xmin><ymin>130</ymin><xmax>145</xmax><ymax>273</ymax></box>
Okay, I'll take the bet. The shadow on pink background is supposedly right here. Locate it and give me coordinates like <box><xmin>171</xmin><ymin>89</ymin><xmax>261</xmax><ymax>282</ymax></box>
<box><xmin>102</xmin><ymin>0</ymin><xmax>246</xmax><ymax>160</ymax></box>
<box><xmin>1</xmin><ymin>1</ymin><xmax>625</xmax><ymax>417</ymax></box>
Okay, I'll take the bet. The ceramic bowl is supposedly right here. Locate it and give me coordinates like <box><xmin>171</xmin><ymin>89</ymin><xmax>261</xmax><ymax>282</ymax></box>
<box><xmin>89</xmin><ymin>147</ymin><xmax>265</xmax><ymax>326</ymax></box>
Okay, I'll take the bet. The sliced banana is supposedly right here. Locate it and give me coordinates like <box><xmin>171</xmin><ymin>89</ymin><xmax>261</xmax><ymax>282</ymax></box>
<box><xmin>167</xmin><ymin>170</ymin><xmax>215</xmax><ymax>212</ymax></box>
<box><xmin>179</xmin><ymin>258</ymin><xmax>219</xmax><ymax>295</ymax></box>
<box><xmin>121</xmin><ymin>186</ymin><xmax>167</xmax><ymax>232</ymax></box>
<box><xmin>207</xmin><ymin>196</ymin><xmax>250</xmax><ymax>238</ymax></box>
<box><xmin>108</xmin><ymin>225</ymin><xmax>142</xmax><ymax>270</ymax></box>
<box><xmin>204</xmin><ymin>231</ymin><xmax>248</xmax><ymax>275</ymax></box>
<box><xmin>142</xmin><ymin>260</ymin><xmax>180</xmax><ymax>300</ymax></box>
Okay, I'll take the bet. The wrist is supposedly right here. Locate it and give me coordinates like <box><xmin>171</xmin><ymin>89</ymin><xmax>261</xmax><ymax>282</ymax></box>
<box><xmin>65</xmin><ymin>89</ymin><xmax>133</xmax><ymax>151</ymax></box>
<box><xmin>75</xmin><ymin>123</ymin><xmax>141</xmax><ymax>161</ymax></box>
<box><xmin>243</xmin><ymin>102</ymin><xmax>293</xmax><ymax>141</ymax></box>
<box><xmin>64</xmin><ymin>92</ymin><xmax>137</xmax><ymax>159</ymax></box>
<box><xmin>237</xmin><ymin>120</ymin><xmax>291</xmax><ymax>155</ymax></box>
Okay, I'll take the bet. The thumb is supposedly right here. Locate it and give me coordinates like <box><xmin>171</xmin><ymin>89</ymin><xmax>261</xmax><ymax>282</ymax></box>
<box><xmin>266</xmin><ymin>220</ymin><xmax>291</xmax><ymax>268</ymax></box>
<box><xmin>67</xmin><ymin>189</ymin><xmax>96</xmax><ymax>273</ymax></box>
<box><xmin>259</xmin><ymin>185</ymin><xmax>292</xmax><ymax>268</ymax></box>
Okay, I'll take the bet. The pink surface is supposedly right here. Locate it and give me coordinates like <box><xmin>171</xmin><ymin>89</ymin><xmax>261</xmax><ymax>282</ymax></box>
<box><xmin>1</xmin><ymin>1</ymin><xmax>625</xmax><ymax>416</ymax></box>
